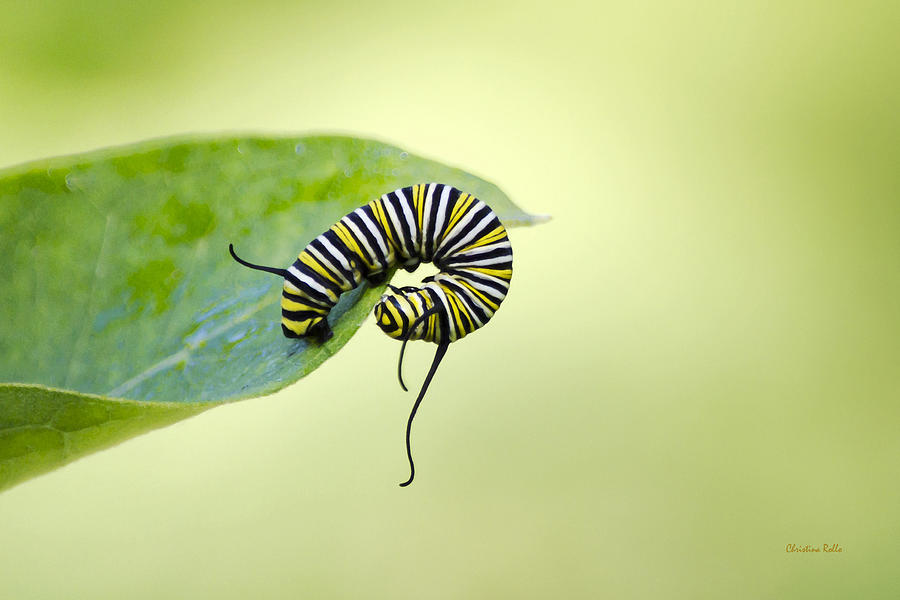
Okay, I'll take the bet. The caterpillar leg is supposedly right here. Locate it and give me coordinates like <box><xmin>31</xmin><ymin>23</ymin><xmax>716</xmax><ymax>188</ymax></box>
<box><xmin>399</xmin><ymin>341</ymin><xmax>449</xmax><ymax>488</ymax></box>
<box><xmin>388</xmin><ymin>284</ymin><xmax>421</xmax><ymax>295</ymax></box>
<box><xmin>366</xmin><ymin>271</ymin><xmax>388</xmax><ymax>286</ymax></box>
<box><xmin>401</xmin><ymin>258</ymin><xmax>421</xmax><ymax>273</ymax></box>
<box><xmin>308</xmin><ymin>319</ymin><xmax>333</xmax><ymax>343</ymax></box>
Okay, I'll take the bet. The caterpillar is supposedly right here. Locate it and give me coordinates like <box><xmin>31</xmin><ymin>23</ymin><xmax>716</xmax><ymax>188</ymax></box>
<box><xmin>229</xmin><ymin>183</ymin><xmax>513</xmax><ymax>486</ymax></box>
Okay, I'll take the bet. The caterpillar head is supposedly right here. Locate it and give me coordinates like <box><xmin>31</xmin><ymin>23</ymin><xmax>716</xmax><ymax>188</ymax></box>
<box><xmin>374</xmin><ymin>286</ymin><xmax>436</xmax><ymax>341</ymax></box>
<box><xmin>373</xmin><ymin>294</ymin><xmax>410</xmax><ymax>340</ymax></box>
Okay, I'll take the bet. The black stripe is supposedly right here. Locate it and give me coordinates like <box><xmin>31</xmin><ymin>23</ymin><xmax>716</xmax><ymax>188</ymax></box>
<box><xmin>292</xmin><ymin>256</ymin><xmax>344</xmax><ymax>297</ymax></box>
<box><xmin>319</xmin><ymin>230</ymin><xmax>361</xmax><ymax>285</ymax></box>
<box><xmin>282</xmin><ymin>289</ymin><xmax>323</xmax><ymax>306</ymax></box>
<box><xmin>447</xmin><ymin>289</ymin><xmax>475</xmax><ymax>335</ymax></box>
<box><xmin>283</xmin><ymin>270</ymin><xmax>333</xmax><ymax>307</ymax></box>
<box><xmin>435</xmin><ymin>186</ymin><xmax>462</xmax><ymax>244</ymax></box>
<box><xmin>400</xmin><ymin>186</ymin><xmax>421</xmax><ymax>254</ymax></box>
<box><xmin>423</xmin><ymin>287</ymin><xmax>449</xmax><ymax>344</ymax></box>
<box><xmin>282</xmin><ymin>308</ymin><xmax>327</xmax><ymax>321</ymax></box>
<box><xmin>305</xmin><ymin>241</ymin><xmax>352</xmax><ymax>292</ymax></box>
<box><xmin>385</xmin><ymin>189</ymin><xmax>413</xmax><ymax>258</ymax></box>
<box><xmin>337</xmin><ymin>216</ymin><xmax>374</xmax><ymax>276</ymax></box>
<box><xmin>381</xmin><ymin>193</ymin><xmax>406</xmax><ymax>257</ymax></box>
<box><xmin>423</xmin><ymin>184</ymin><xmax>441</xmax><ymax>262</ymax></box>
<box><xmin>338</xmin><ymin>216</ymin><xmax>377</xmax><ymax>275</ymax></box>
<box><xmin>377</xmin><ymin>196</ymin><xmax>406</xmax><ymax>259</ymax></box>
<box><xmin>379</xmin><ymin>309</ymin><xmax>397</xmax><ymax>330</ymax></box>
<box><xmin>442</xmin><ymin>246</ymin><xmax>512</xmax><ymax>266</ymax></box>
<box><xmin>457</xmin><ymin>291</ymin><xmax>477</xmax><ymax>332</ymax></box>
<box><xmin>440</xmin><ymin>277</ymin><xmax>490</xmax><ymax>325</ymax></box>
<box><xmin>282</xmin><ymin>324</ymin><xmax>302</xmax><ymax>338</ymax></box>
<box><xmin>348</xmin><ymin>207</ymin><xmax>388</xmax><ymax>269</ymax></box>
<box><xmin>445</xmin><ymin>268</ymin><xmax>509</xmax><ymax>296</ymax></box>
<box><xmin>391</xmin><ymin>296</ymin><xmax>410</xmax><ymax>336</ymax></box>
<box><xmin>433</xmin><ymin>204</ymin><xmax>494</xmax><ymax>263</ymax></box>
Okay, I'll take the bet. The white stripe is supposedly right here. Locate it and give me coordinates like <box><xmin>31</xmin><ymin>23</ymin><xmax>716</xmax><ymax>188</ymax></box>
<box><xmin>460</xmin><ymin>288</ymin><xmax>494</xmax><ymax>318</ymax></box>
<box><xmin>428</xmin><ymin>284</ymin><xmax>457</xmax><ymax>341</ymax></box>
<box><xmin>384</xmin><ymin>193</ymin><xmax>413</xmax><ymax>259</ymax></box>
<box><xmin>441</xmin><ymin>274</ymin><xmax>494</xmax><ymax>313</ymax></box>
<box><xmin>410</xmin><ymin>294</ymin><xmax>428</xmax><ymax>329</ymax></box>
<box><xmin>436</xmin><ymin>275</ymin><xmax>487</xmax><ymax>327</ymax></box>
<box><xmin>396</xmin><ymin>189</ymin><xmax>418</xmax><ymax>257</ymax></box>
<box><xmin>434</xmin><ymin>185</ymin><xmax>451</xmax><ymax>247</ymax></box>
<box><xmin>448</xmin><ymin>255</ymin><xmax>511</xmax><ymax>268</ymax></box>
<box><xmin>449</xmin><ymin>240</ymin><xmax>511</xmax><ymax>259</ymax></box>
<box><xmin>422</xmin><ymin>183</ymin><xmax>436</xmax><ymax>256</ymax></box>
<box><xmin>454</xmin><ymin>271</ymin><xmax>508</xmax><ymax>298</ymax></box>
<box><xmin>321</xmin><ymin>236</ymin><xmax>353</xmax><ymax>272</ymax></box>
<box><xmin>354</xmin><ymin>207</ymin><xmax>391</xmax><ymax>262</ymax></box>
<box><xmin>288</xmin><ymin>265</ymin><xmax>337</xmax><ymax>301</ymax></box>
<box><xmin>401</xmin><ymin>294</ymin><xmax>426</xmax><ymax>339</ymax></box>
<box><xmin>307</xmin><ymin>244</ymin><xmax>351</xmax><ymax>289</ymax></box>
<box><xmin>442</xmin><ymin>209</ymin><xmax>495</xmax><ymax>258</ymax></box>
<box><xmin>414</xmin><ymin>301</ymin><xmax>430</xmax><ymax>339</ymax></box>
<box><xmin>283</xmin><ymin>280</ymin><xmax>303</xmax><ymax>295</ymax></box>
<box><xmin>343</xmin><ymin>217</ymin><xmax>379</xmax><ymax>269</ymax></box>
<box><xmin>459</xmin><ymin>278</ymin><xmax>506</xmax><ymax>308</ymax></box>
<box><xmin>437</xmin><ymin>200</ymin><xmax>487</xmax><ymax>255</ymax></box>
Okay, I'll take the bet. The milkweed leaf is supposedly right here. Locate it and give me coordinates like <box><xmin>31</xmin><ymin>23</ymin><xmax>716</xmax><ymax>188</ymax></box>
<box><xmin>0</xmin><ymin>134</ymin><xmax>544</xmax><ymax>492</ymax></box>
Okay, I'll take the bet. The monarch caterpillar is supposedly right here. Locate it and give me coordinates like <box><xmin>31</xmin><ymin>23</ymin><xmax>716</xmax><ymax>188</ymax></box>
<box><xmin>229</xmin><ymin>183</ymin><xmax>512</xmax><ymax>486</ymax></box>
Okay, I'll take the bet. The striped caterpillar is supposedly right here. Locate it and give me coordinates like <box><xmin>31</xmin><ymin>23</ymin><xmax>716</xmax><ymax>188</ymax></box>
<box><xmin>229</xmin><ymin>183</ymin><xmax>512</xmax><ymax>486</ymax></box>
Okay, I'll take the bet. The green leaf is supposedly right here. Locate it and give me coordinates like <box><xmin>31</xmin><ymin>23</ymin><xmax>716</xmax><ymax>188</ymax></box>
<box><xmin>0</xmin><ymin>384</ymin><xmax>212</xmax><ymax>492</ymax></box>
<box><xmin>0</xmin><ymin>134</ymin><xmax>544</xmax><ymax>491</ymax></box>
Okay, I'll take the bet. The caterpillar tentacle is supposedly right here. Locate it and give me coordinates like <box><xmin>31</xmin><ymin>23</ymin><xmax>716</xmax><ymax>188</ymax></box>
<box><xmin>396</xmin><ymin>306</ymin><xmax>443</xmax><ymax>392</ymax></box>
<box><xmin>399</xmin><ymin>340</ymin><xmax>449</xmax><ymax>488</ymax></box>
<box><xmin>229</xmin><ymin>243</ymin><xmax>287</xmax><ymax>277</ymax></box>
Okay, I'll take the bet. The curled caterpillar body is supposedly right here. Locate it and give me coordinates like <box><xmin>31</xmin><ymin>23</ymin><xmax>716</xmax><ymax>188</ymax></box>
<box><xmin>230</xmin><ymin>183</ymin><xmax>513</xmax><ymax>486</ymax></box>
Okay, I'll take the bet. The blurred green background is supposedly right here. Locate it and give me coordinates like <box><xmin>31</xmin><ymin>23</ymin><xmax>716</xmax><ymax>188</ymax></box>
<box><xmin>1</xmin><ymin>1</ymin><xmax>898</xmax><ymax>598</ymax></box>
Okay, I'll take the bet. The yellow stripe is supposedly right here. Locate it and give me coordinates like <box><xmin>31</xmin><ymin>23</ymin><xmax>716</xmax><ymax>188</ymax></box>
<box><xmin>282</xmin><ymin>297</ymin><xmax>328</xmax><ymax>314</ymax></box>
<box><xmin>452</xmin><ymin>290</ymin><xmax>474</xmax><ymax>332</ymax></box>
<box><xmin>370</xmin><ymin>198</ymin><xmax>396</xmax><ymax>250</ymax></box>
<box><xmin>445</xmin><ymin>194</ymin><xmax>473</xmax><ymax>234</ymax></box>
<box><xmin>282</xmin><ymin>317</ymin><xmax>313</xmax><ymax>335</ymax></box>
<box><xmin>445</xmin><ymin>193</ymin><xmax>467</xmax><ymax>229</ymax></box>
<box><xmin>458</xmin><ymin>278</ymin><xmax>499</xmax><ymax>311</ymax></box>
<box><xmin>411</xmin><ymin>296</ymin><xmax>429</xmax><ymax>337</ymax></box>
<box><xmin>368</xmin><ymin>199</ymin><xmax>395</xmax><ymax>262</ymax></box>
<box><xmin>386</xmin><ymin>301</ymin><xmax>403</xmax><ymax>324</ymax></box>
<box><xmin>415</xmin><ymin>184</ymin><xmax>425</xmax><ymax>232</ymax></box>
<box><xmin>430</xmin><ymin>299</ymin><xmax>442</xmax><ymax>340</ymax></box>
<box><xmin>419</xmin><ymin>294</ymin><xmax>434</xmax><ymax>339</ymax></box>
<box><xmin>455</xmin><ymin>293</ymin><xmax>473</xmax><ymax>334</ymax></box>
<box><xmin>443</xmin><ymin>290</ymin><xmax>465</xmax><ymax>335</ymax></box>
<box><xmin>481</xmin><ymin>225</ymin><xmax>508</xmax><ymax>243</ymax></box>
<box><xmin>298</xmin><ymin>252</ymin><xmax>342</xmax><ymax>287</ymax></box>
<box><xmin>466</xmin><ymin>267</ymin><xmax>512</xmax><ymax>280</ymax></box>
<box><xmin>330</xmin><ymin>222</ymin><xmax>358</xmax><ymax>255</ymax></box>
<box><xmin>287</xmin><ymin>259</ymin><xmax>338</xmax><ymax>302</ymax></box>
<box><xmin>331</xmin><ymin>221</ymin><xmax>375</xmax><ymax>271</ymax></box>
<box><xmin>457</xmin><ymin>226</ymin><xmax>508</xmax><ymax>252</ymax></box>
<box><xmin>444</xmin><ymin>290</ymin><xmax>462</xmax><ymax>329</ymax></box>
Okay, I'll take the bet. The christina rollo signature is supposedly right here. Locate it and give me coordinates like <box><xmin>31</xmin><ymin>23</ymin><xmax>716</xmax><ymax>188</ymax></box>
<box><xmin>785</xmin><ymin>543</ymin><xmax>843</xmax><ymax>553</ymax></box>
